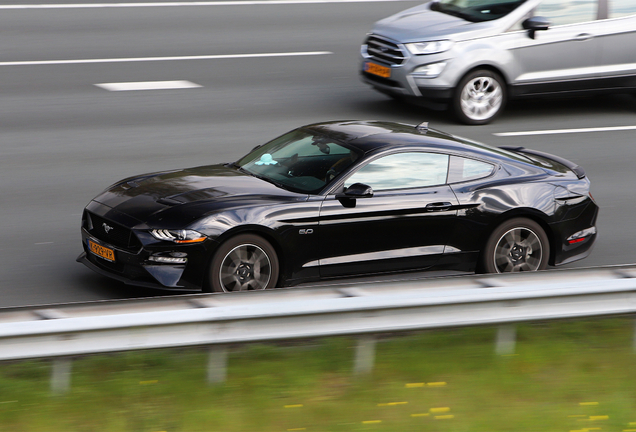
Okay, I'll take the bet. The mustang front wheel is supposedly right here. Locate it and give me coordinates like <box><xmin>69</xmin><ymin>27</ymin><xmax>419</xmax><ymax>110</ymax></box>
<box><xmin>481</xmin><ymin>218</ymin><xmax>549</xmax><ymax>273</ymax></box>
<box><xmin>206</xmin><ymin>234</ymin><xmax>279</xmax><ymax>293</ymax></box>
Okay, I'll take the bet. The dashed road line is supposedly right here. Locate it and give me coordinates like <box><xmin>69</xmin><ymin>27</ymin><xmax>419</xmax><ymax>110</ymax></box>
<box><xmin>95</xmin><ymin>80</ymin><xmax>201</xmax><ymax>91</ymax></box>
<box><xmin>494</xmin><ymin>125</ymin><xmax>636</xmax><ymax>137</ymax></box>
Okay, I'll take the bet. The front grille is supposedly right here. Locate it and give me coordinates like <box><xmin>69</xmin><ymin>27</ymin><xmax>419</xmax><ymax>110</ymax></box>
<box><xmin>86</xmin><ymin>212</ymin><xmax>142</xmax><ymax>251</ymax></box>
<box><xmin>366</xmin><ymin>35</ymin><xmax>406</xmax><ymax>65</ymax></box>
<box><xmin>86</xmin><ymin>252</ymin><xmax>126</xmax><ymax>273</ymax></box>
<box><xmin>86</xmin><ymin>252</ymin><xmax>152</xmax><ymax>281</ymax></box>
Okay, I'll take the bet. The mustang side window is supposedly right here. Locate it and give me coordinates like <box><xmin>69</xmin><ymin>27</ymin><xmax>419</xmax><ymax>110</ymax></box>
<box><xmin>448</xmin><ymin>156</ymin><xmax>495</xmax><ymax>183</ymax></box>
<box><xmin>609</xmin><ymin>0</ymin><xmax>636</xmax><ymax>18</ymax></box>
<box><xmin>344</xmin><ymin>152</ymin><xmax>449</xmax><ymax>191</ymax></box>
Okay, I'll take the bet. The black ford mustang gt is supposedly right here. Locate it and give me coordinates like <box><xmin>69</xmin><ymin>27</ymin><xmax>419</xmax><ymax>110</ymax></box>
<box><xmin>78</xmin><ymin>120</ymin><xmax>598</xmax><ymax>292</ymax></box>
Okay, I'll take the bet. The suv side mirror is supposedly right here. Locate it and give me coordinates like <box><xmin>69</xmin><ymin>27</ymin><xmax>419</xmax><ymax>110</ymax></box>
<box><xmin>522</xmin><ymin>16</ymin><xmax>550</xmax><ymax>40</ymax></box>
<box><xmin>336</xmin><ymin>183</ymin><xmax>373</xmax><ymax>208</ymax></box>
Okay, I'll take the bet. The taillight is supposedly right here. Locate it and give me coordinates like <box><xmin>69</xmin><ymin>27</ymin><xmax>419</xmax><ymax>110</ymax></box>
<box><xmin>567</xmin><ymin>227</ymin><xmax>596</xmax><ymax>244</ymax></box>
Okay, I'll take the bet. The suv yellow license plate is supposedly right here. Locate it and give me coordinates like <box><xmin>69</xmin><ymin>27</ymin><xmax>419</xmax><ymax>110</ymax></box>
<box><xmin>88</xmin><ymin>239</ymin><xmax>115</xmax><ymax>262</ymax></box>
<box><xmin>364</xmin><ymin>62</ymin><xmax>391</xmax><ymax>78</ymax></box>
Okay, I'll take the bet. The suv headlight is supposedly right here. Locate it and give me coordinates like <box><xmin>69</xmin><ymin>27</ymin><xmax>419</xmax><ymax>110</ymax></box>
<box><xmin>150</xmin><ymin>229</ymin><xmax>207</xmax><ymax>244</ymax></box>
<box><xmin>405</xmin><ymin>40</ymin><xmax>453</xmax><ymax>55</ymax></box>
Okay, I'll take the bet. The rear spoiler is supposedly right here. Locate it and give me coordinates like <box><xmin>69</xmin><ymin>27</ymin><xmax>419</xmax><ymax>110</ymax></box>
<box><xmin>499</xmin><ymin>146</ymin><xmax>586</xmax><ymax>179</ymax></box>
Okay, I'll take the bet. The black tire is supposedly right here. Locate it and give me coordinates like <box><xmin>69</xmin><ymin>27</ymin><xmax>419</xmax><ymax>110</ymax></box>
<box><xmin>453</xmin><ymin>69</ymin><xmax>506</xmax><ymax>125</ymax></box>
<box><xmin>480</xmin><ymin>218</ymin><xmax>549</xmax><ymax>274</ymax></box>
<box><xmin>205</xmin><ymin>234</ymin><xmax>279</xmax><ymax>293</ymax></box>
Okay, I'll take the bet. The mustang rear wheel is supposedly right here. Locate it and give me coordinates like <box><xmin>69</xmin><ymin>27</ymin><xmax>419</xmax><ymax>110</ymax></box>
<box><xmin>453</xmin><ymin>69</ymin><xmax>506</xmax><ymax>125</ymax></box>
<box><xmin>481</xmin><ymin>218</ymin><xmax>549</xmax><ymax>273</ymax></box>
<box><xmin>206</xmin><ymin>234</ymin><xmax>279</xmax><ymax>293</ymax></box>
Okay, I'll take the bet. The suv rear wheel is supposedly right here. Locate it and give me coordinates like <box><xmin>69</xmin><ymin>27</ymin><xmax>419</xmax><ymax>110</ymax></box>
<box><xmin>453</xmin><ymin>69</ymin><xmax>506</xmax><ymax>125</ymax></box>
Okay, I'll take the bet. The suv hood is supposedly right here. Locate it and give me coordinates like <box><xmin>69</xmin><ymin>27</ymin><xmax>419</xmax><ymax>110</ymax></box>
<box><xmin>371</xmin><ymin>3</ymin><xmax>502</xmax><ymax>42</ymax></box>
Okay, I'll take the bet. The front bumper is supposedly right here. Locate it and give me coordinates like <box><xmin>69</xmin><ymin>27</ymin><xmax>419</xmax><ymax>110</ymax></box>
<box><xmin>360</xmin><ymin>40</ymin><xmax>456</xmax><ymax>106</ymax></box>
<box><xmin>77</xmin><ymin>251</ymin><xmax>191</xmax><ymax>290</ymax></box>
<box><xmin>79</xmin><ymin>201</ymin><xmax>219</xmax><ymax>290</ymax></box>
<box><xmin>79</xmin><ymin>227</ymin><xmax>214</xmax><ymax>290</ymax></box>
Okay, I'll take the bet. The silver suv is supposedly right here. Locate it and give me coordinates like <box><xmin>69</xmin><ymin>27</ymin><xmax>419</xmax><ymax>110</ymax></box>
<box><xmin>360</xmin><ymin>0</ymin><xmax>636</xmax><ymax>124</ymax></box>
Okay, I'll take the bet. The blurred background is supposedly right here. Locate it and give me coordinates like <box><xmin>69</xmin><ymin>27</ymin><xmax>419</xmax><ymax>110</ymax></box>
<box><xmin>1</xmin><ymin>0</ymin><xmax>634</xmax><ymax>308</ymax></box>
<box><xmin>1</xmin><ymin>1</ymin><xmax>636</xmax><ymax>430</ymax></box>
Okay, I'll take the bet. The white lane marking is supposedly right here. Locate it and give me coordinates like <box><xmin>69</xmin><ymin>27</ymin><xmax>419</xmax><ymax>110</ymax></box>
<box><xmin>0</xmin><ymin>0</ymin><xmax>417</xmax><ymax>9</ymax></box>
<box><xmin>0</xmin><ymin>51</ymin><xmax>332</xmax><ymax>66</ymax></box>
<box><xmin>494</xmin><ymin>125</ymin><xmax>636</xmax><ymax>137</ymax></box>
<box><xmin>95</xmin><ymin>80</ymin><xmax>202</xmax><ymax>91</ymax></box>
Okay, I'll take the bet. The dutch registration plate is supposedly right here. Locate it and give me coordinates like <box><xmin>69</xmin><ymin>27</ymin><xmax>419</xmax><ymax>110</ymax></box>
<box><xmin>364</xmin><ymin>62</ymin><xmax>391</xmax><ymax>78</ymax></box>
<box><xmin>88</xmin><ymin>239</ymin><xmax>115</xmax><ymax>262</ymax></box>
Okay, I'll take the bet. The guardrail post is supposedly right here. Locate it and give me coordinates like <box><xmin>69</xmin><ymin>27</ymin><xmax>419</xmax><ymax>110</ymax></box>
<box><xmin>207</xmin><ymin>345</ymin><xmax>228</xmax><ymax>384</ymax></box>
<box><xmin>496</xmin><ymin>324</ymin><xmax>516</xmax><ymax>355</ymax></box>
<box><xmin>632</xmin><ymin>318</ymin><xmax>636</xmax><ymax>353</ymax></box>
<box><xmin>50</xmin><ymin>357</ymin><xmax>72</xmax><ymax>394</ymax></box>
<box><xmin>353</xmin><ymin>335</ymin><xmax>376</xmax><ymax>375</ymax></box>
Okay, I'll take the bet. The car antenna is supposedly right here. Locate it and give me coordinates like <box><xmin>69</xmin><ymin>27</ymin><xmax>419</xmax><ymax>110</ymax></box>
<box><xmin>416</xmin><ymin>121</ymin><xmax>429</xmax><ymax>133</ymax></box>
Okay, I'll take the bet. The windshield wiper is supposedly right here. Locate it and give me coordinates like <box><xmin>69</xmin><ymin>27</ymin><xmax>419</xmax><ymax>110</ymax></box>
<box><xmin>227</xmin><ymin>162</ymin><xmax>252</xmax><ymax>176</ymax></box>
<box><xmin>240</xmin><ymin>169</ymin><xmax>296</xmax><ymax>192</ymax></box>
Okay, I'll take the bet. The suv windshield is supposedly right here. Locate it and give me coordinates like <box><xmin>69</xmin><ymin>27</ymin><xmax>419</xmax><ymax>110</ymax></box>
<box><xmin>431</xmin><ymin>0</ymin><xmax>528</xmax><ymax>22</ymax></box>
<box><xmin>236</xmin><ymin>129</ymin><xmax>362</xmax><ymax>194</ymax></box>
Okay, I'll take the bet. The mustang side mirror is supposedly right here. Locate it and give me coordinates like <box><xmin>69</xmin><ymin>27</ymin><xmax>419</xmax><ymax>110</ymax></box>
<box><xmin>336</xmin><ymin>183</ymin><xmax>373</xmax><ymax>208</ymax></box>
<box><xmin>523</xmin><ymin>16</ymin><xmax>550</xmax><ymax>40</ymax></box>
<box><xmin>343</xmin><ymin>183</ymin><xmax>373</xmax><ymax>198</ymax></box>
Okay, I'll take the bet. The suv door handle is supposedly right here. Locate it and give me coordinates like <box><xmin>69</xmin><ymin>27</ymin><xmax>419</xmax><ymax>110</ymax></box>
<box><xmin>574</xmin><ymin>33</ymin><xmax>593</xmax><ymax>41</ymax></box>
<box><xmin>425</xmin><ymin>202</ymin><xmax>453</xmax><ymax>211</ymax></box>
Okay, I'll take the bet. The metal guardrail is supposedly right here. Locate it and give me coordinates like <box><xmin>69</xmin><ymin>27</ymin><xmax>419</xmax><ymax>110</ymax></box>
<box><xmin>2</xmin><ymin>264</ymin><xmax>636</xmax><ymax>392</ymax></box>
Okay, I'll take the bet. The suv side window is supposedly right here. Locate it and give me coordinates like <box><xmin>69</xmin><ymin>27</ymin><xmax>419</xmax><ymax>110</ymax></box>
<box><xmin>344</xmin><ymin>152</ymin><xmax>449</xmax><ymax>191</ymax></box>
<box><xmin>534</xmin><ymin>0</ymin><xmax>598</xmax><ymax>26</ymax></box>
<box><xmin>609</xmin><ymin>0</ymin><xmax>636</xmax><ymax>18</ymax></box>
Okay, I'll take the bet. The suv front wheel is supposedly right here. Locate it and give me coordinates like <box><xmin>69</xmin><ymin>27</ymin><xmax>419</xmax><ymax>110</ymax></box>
<box><xmin>453</xmin><ymin>69</ymin><xmax>506</xmax><ymax>125</ymax></box>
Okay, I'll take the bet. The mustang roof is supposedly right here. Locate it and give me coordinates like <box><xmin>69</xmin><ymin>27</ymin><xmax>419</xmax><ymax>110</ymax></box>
<box><xmin>303</xmin><ymin>120</ymin><xmax>523</xmax><ymax>162</ymax></box>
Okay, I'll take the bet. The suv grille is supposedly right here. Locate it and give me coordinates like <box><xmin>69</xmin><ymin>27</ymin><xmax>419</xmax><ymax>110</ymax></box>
<box><xmin>85</xmin><ymin>212</ymin><xmax>141</xmax><ymax>251</ymax></box>
<box><xmin>366</xmin><ymin>35</ymin><xmax>406</xmax><ymax>65</ymax></box>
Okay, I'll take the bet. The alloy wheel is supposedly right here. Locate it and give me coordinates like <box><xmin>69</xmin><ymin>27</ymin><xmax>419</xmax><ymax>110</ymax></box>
<box><xmin>493</xmin><ymin>227</ymin><xmax>543</xmax><ymax>273</ymax></box>
<box><xmin>460</xmin><ymin>76</ymin><xmax>503</xmax><ymax>122</ymax></box>
<box><xmin>218</xmin><ymin>243</ymin><xmax>272</xmax><ymax>291</ymax></box>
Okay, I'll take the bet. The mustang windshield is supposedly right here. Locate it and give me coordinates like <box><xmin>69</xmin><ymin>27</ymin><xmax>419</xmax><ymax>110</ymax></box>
<box><xmin>430</xmin><ymin>0</ymin><xmax>528</xmax><ymax>22</ymax></box>
<box><xmin>237</xmin><ymin>129</ymin><xmax>362</xmax><ymax>194</ymax></box>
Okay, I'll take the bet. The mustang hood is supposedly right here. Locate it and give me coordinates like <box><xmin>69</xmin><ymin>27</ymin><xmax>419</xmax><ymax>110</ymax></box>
<box><xmin>91</xmin><ymin>164</ymin><xmax>302</xmax><ymax>223</ymax></box>
<box><xmin>371</xmin><ymin>3</ymin><xmax>501</xmax><ymax>42</ymax></box>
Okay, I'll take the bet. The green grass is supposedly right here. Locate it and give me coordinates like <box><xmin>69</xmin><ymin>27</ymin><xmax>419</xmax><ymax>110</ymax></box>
<box><xmin>2</xmin><ymin>318</ymin><xmax>636</xmax><ymax>431</ymax></box>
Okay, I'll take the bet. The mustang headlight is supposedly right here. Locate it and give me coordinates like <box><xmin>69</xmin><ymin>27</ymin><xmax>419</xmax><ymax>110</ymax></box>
<box><xmin>150</xmin><ymin>229</ymin><xmax>207</xmax><ymax>244</ymax></box>
<box><xmin>405</xmin><ymin>40</ymin><xmax>453</xmax><ymax>55</ymax></box>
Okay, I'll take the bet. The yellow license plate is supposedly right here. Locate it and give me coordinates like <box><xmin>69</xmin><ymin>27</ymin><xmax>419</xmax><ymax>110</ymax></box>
<box><xmin>88</xmin><ymin>239</ymin><xmax>115</xmax><ymax>262</ymax></box>
<box><xmin>364</xmin><ymin>62</ymin><xmax>391</xmax><ymax>78</ymax></box>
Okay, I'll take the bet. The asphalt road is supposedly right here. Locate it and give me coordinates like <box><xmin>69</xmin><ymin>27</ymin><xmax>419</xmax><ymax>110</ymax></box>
<box><xmin>1</xmin><ymin>0</ymin><xmax>634</xmax><ymax>308</ymax></box>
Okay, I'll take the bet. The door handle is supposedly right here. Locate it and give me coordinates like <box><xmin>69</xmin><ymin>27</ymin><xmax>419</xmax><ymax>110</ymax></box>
<box><xmin>574</xmin><ymin>33</ymin><xmax>593</xmax><ymax>41</ymax></box>
<box><xmin>426</xmin><ymin>202</ymin><xmax>453</xmax><ymax>211</ymax></box>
